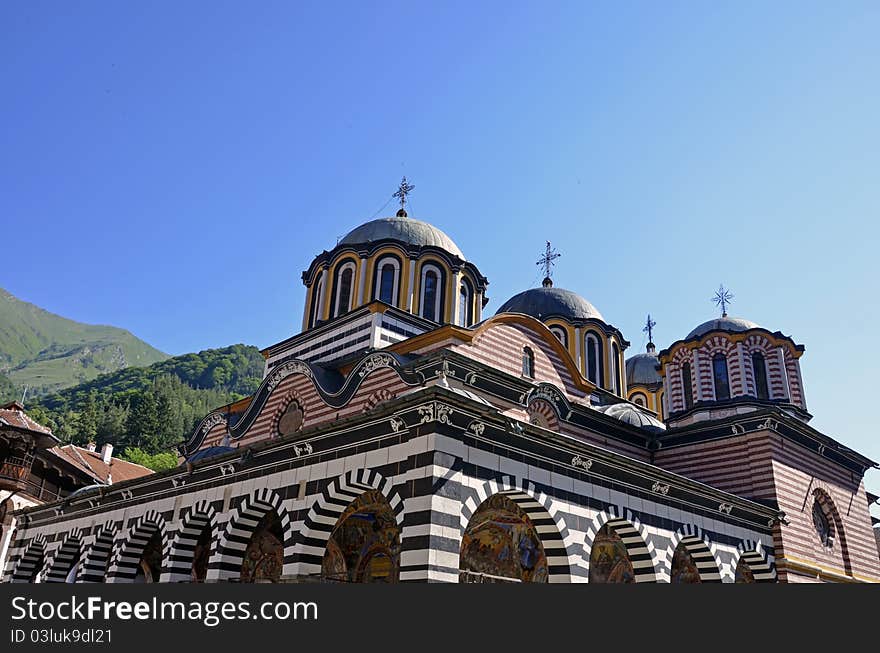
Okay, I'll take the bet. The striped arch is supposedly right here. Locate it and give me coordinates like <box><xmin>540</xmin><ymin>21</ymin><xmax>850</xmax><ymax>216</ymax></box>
<box><xmin>270</xmin><ymin>389</ymin><xmax>307</xmax><ymax>437</ymax></box>
<box><xmin>208</xmin><ymin>487</ymin><xmax>293</xmax><ymax>582</ymax></box>
<box><xmin>162</xmin><ymin>501</ymin><xmax>219</xmax><ymax>582</ymax></box>
<box><xmin>526</xmin><ymin>399</ymin><xmax>560</xmax><ymax>431</ymax></box>
<box><xmin>661</xmin><ymin>524</ymin><xmax>722</xmax><ymax>583</ymax></box>
<box><xmin>584</xmin><ymin>505</ymin><xmax>659</xmax><ymax>583</ymax></box>
<box><xmin>811</xmin><ymin>487</ymin><xmax>852</xmax><ymax>576</ymax></box>
<box><xmin>106</xmin><ymin>511</ymin><xmax>168</xmax><ymax>583</ymax></box>
<box><xmin>10</xmin><ymin>534</ymin><xmax>47</xmax><ymax>583</ymax></box>
<box><xmin>362</xmin><ymin>388</ymin><xmax>395</xmax><ymax>413</ymax></box>
<box><xmin>460</xmin><ymin>475</ymin><xmax>577</xmax><ymax>583</ymax></box>
<box><xmin>729</xmin><ymin>539</ymin><xmax>776</xmax><ymax>583</ymax></box>
<box><xmin>77</xmin><ymin>520</ymin><xmax>118</xmax><ymax>583</ymax></box>
<box><xmin>291</xmin><ymin>468</ymin><xmax>405</xmax><ymax>579</ymax></box>
<box><xmin>44</xmin><ymin>528</ymin><xmax>84</xmax><ymax>583</ymax></box>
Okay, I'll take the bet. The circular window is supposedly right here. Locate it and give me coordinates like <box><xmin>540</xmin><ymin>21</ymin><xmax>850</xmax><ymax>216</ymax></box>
<box><xmin>812</xmin><ymin>501</ymin><xmax>833</xmax><ymax>548</ymax></box>
<box><xmin>278</xmin><ymin>402</ymin><xmax>304</xmax><ymax>436</ymax></box>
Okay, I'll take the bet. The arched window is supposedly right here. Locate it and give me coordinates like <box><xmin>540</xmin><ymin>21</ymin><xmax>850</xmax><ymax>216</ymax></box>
<box><xmin>549</xmin><ymin>326</ymin><xmax>567</xmax><ymax>347</ymax></box>
<box><xmin>658</xmin><ymin>391</ymin><xmax>664</xmax><ymax>419</ymax></box>
<box><xmin>812</xmin><ymin>501</ymin><xmax>834</xmax><ymax>548</ymax></box>
<box><xmin>332</xmin><ymin>261</ymin><xmax>356</xmax><ymax>318</ymax></box>
<box><xmin>681</xmin><ymin>362</ymin><xmax>694</xmax><ymax>410</ymax></box>
<box><xmin>585</xmin><ymin>333</ymin><xmax>601</xmax><ymax>386</ymax></box>
<box><xmin>458</xmin><ymin>280</ymin><xmax>472</xmax><ymax>327</ymax></box>
<box><xmin>631</xmin><ymin>393</ymin><xmax>647</xmax><ymax>408</ymax></box>
<box><xmin>752</xmin><ymin>352</ymin><xmax>769</xmax><ymax>400</ymax></box>
<box><xmin>374</xmin><ymin>257</ymin><xmax>400</xmax><ymax>306</ymax></box>
<box><xmin>712</xmin><ymin>353</ymin><xmax>730</xmax><ymax>400</ymax></box>
<box><xmin>612</xmin><ymin>342</ymin><xmax>622</xmax><ymax>395</ymax></box>
<box><xmin>311</xmin><ymin>276</ymin><xmax>325</xmax><ymax>327</ymax></box>
<box><xmin>420</xmin><ymin>264</ymin><xmax>443</xmax><ymax>322</ymax></box>
<box><xmin>522</xmin><ymin>347</ymin><xmax>535</xmax><ymax>378</ymax></box>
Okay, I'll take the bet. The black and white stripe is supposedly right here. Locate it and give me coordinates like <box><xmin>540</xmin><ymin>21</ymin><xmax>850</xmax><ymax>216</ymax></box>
<box><xmin>77</xmin><ymin>520</ymin><xmax>117</xmax><ymax>583</ymax></box>
<box><xmin>163</xmin><ymin>501</ymin><xmax>218</xmax><ymax>582</ymax></box>
<box><xmin>663</xmin><ymin>524</ymin><xmax>722</xmax><ymax>583</ymax></box>
<box><xmin>584</xmin><ymin>506</ymin><xmax>659</xmax><ymax>582</ymax></box>
<box><xmin>733</xmin><ymin>539</ymin><xmax>776</xmax><ymax>582</ymax></box>
<box><xmin>10</xmin><ymin>535</ymin><xmax>47</xmax><ymax>583</ymax></box>
<box><xmin>460</xmin><ymin>475</ymin><xmax>577</xmax><ymax>583</ymax></box>
<box><xmin>106</xmin><ymin>511</ymin><xmax>167</xmax><ymax>583</ymax></box>
<box><xmin>208</xmin><ymin>488</ymin><xmax>292</xmax><ymax>581</ymax></box>
<box><xmin>44</xmin><ymin>528</ymin><xmax>83</xmax><ymax>583</ymax></box>
<box><xmin>291</xmin><ymin>469</ymin><xmax>405</xmax><ymax>579</ymax></box>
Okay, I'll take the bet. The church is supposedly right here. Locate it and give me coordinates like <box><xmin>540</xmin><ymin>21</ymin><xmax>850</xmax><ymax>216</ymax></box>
<box><xmin>4</xmin><ymin>179</ymin><xmax>879</xmax><ymax>584</ymax></box>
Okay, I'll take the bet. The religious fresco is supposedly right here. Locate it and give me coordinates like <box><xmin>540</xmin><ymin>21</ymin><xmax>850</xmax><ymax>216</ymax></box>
<box><xmin>278</xmin><ymin>401</ymin><xmax>304</xmax><ymax>436</ymax></box>
<box><xmin>321</xmin><ymin>489</ymin><xmax>400</xmax><ymax>583</ymax></box>
<box><xmin>191</xmin><ymin>525</ymin><xmax>212</xmax><ymax>582</ymax></box>
<box><xmin>734</xmin><ymin>557</ymin><xmax>756</xmax><ymax>583</ymax></box>
<box><xmin>669</xmin><ymin>542</ymin><xmax>701</xmax><ymax>583</ymax></box>
<box><xmin>134</xmin><ymin>531</ymin><xmax>163</xmax><ymax>583</ymax></box>
<box><xmin>588</xmin><ymin>525</ymin><xmax>635</xmax><ymax>583</ymax></box>
<box><xmin>459</xmin><ymin>494</ymin><xmax>548</xmax><ymax>583</ymax></box>
<box><xmin>240</xmin><ymin>511</ymin><xmax>284</xmax><ymax>583</ymax></box>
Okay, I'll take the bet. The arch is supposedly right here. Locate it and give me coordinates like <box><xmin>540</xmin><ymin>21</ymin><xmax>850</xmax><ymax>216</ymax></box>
<box><xmin>548</xmin><ymin>324</ymin><xmax>567</xmax><ymax>347</ymax></box>
<box><xmin>812</xmin><ymin>487</ymin><xmax>852</xmax><ymax>576</ymax></box>
<box><xmin>331</xmin><ymin>258</ymin><xmax>357</xmax><ymax>318</ymax></box>
<box><xmin>271</xmin><ymin>389</ymin><xmax>307</xmax><ymax>438</ymax></box>
<box><xmin>373</xmin><ymin>254</ymin><xmax>402</xmax><ymax>306</ymax></box>
<box><xmin>584</xmin><ymin>506</ymin><xmax>658</xmax><ymax>583</ymax></box>
<box><xmin>208</xmin><ymin>487</ymin><xmax>293</xmax><ymax>582</ymax></box>
<box><xmin>44</xmin><ymin>528</ymin><xmax>84</xmax><ymax>583</ymax></box>
<box><xmin>527</xmin><ymin>398</ymin><xmax>560</xmax><ymax>431</ymax></box>
<box><xmin>10</xmin><ymin>534</ymin><xmax>47</xmax><ymax>583</ymax></box>
<box><xmin>418</xmin><ymin>261</ymin><xmax>445</xmax><ymax>322</ymax></box>
<box><xmin>460</xmin><ymin>476</ymin><xmax>577</xmax><ymax>583</ymax></box>
<box><xmin>630</xmin><ymin>392</ymin><xmax>648</xmax><ymax>408</ymax></box>
<box><xmin>662</xmin><ymin>525</ymin><xmax>722</xmax><ymax>583</ymax></box>
<box><xmin>681</xmin><ymin>361</ymin><xmax>694</xmax><ymax>410</ymax></box>
<box><xmin>585</xmin><ymin>331</ymin><xmax>603</xmax><ymax>386</ymax></box>
<box><xmin>163</xmin><ymin>501</ymin><xmax>219</xmax><ymax>582</ymax></box>
<box><xmin>291</xmin><ymin>469</ymin><xmax>405</xmax><ymax>580</ymax></box>
<box><xmin>458</xmin><ymin>277</ymin><xmax>473</xmax><ymax>327</ymax></box>
<box><xmin>362</xmin><ymin>387</ymin><xmax>396</xmax><ymax>413</ymax></box>
<box><xmin>729</xmin><ymin>539</ymin><xmax>776</xmax><ymax>583</ymax></box>
<box><xmin>522</xmin><ymin>346</ymin><xmax>535</xmax><ymax>378</ymax></box>
<box><xmin>611</xmin><ymin>341</ymin><xmax>622</xmax><ymax>395</ymax></box>
<box><xmin>106</xmin><ymin>510</ymin><xmax>168</xmax><ymax>583</ymax></box>
<box><xmin>712</xmin><ymin>352</ymin><xmax>731</xmax><ymax>400</ymax></box>
<box><xmin>78</xmin><ymin>520</ymin><xmax>118</xmax><ymax>583</ymax></box>
<box><xmin>751</xmin><ymin>351</ymin><xmax>770</xmax><ymax>400</ymax></box>
<box><xmin>309</xmin><ymin>273</ymin><xmax>325</xmax><ymax>328</ymax></box>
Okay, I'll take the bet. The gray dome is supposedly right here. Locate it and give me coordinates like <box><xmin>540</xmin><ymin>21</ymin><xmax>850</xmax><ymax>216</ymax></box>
<box><xmin>339</xmin><ymin>216</ymin><xmax>464</xmax><ymax>259</ymax></box>
<box><xmin>626</xmin><ymin>352</ymin><xmax>661</xmax><ymax>386</ymax></box>
<box><xmin>599</xmin><ymin>402</ymin><xmax>665</xmax><ymax>432</ymax></box>
<box><xmin>496</xmin><ymin>286</ymin><xmax>604</xmax><ymax>322</ymax></box>
<box><xmin>686</xmin><ymin>316</ymin><xmax>760</xmax><ymax>339</ymax></box>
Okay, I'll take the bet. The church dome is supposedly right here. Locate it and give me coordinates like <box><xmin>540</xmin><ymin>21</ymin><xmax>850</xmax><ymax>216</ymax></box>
<box><xmin>339</xmin><ymin>214</ymin><xmax>465</xmax><ymax>259</ymax></box>
<box><xmin>599</xmin><ymin>403</ymin><xmax>665</xmax><ymax>432</ymax></box>
<box><xmin>626</xmin><ymin>352</ymin><xmax>661</xmax><ymax>386</ymax></box>
<box><xmin>686</xmin><ymin>316</ymin><xmax>760</xmax><ymax>340</ymax></box>
<box><xmin>495</xmin><ymin>285</ymin><xmax>604</xmax><ymax>322</ymax></box>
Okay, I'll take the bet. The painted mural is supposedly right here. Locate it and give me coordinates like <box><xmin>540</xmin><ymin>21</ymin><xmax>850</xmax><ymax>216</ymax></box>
<box><xmin>734</xmin><ymin>557</ymin><xmax>756</xmax><ymax>583</ymax></box>
<box><xmin>321</xmin><ymin>489</ymin><xmax>400</xmax><ymax>583</ymax></box>
<box><xmin>669</xmin><ymin>542</ymin><xmax>701</xmax><ymax>583</ymax></box>
<box><xmin>459</xmin><ymin>494</ymin><xmax>548</xmax><ymax>583</ymax></box>
<box><xmin>134</xmin><ymin>531</ymin><xmax>163</xmax><ymax>583</ymax></box>
<box><xmin>240</xmin><ymin>511</ymin><xmax>284</xmax><ymax>583</ymax></box>
<box><xmin>588</xmin><ymin>525</ymin><xmax>635</xmax><ymax>583</ymax></box>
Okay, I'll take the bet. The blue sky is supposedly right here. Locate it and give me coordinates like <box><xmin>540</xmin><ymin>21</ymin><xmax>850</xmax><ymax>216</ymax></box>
<box><xmin>2</xmin><ymin>2</ymin><xmax>879</xmax><ymax>505</ymax></box>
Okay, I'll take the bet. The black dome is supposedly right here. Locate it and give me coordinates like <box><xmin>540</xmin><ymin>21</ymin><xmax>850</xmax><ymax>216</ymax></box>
<box><xmin>496</xmin><ymin>286</ymin><xmax>604</xmax><ymax>322</ymax></box>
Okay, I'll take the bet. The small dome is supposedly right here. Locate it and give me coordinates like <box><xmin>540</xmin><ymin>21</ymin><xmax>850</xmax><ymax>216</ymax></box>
<box><xmin>185</xmin><ymin>446</ymin><xmax>236</xmax><ymax>464</ymax></box>
<box><xmin>339</xmin><ymin>216</ymin><xmax>464</xmax><ymax>259</ymax></box>
<box><xmin>686</xmin><ymin>316</ymin><xmax>760</xmax><ymax>340</ymax></box>
<box><xmin>600</xmin><ymin>402</ymin><xmax>665</xmax><ymax>432</ymax></box>
<box><xmin>496</xmin><ymin>286</ymin><xmax>604</xmax><ymax>322</ymax></box>
<box><xmin>626</xmin><ymin>352</ymin><xmax>661</xmax><ymax>386</ymax></box>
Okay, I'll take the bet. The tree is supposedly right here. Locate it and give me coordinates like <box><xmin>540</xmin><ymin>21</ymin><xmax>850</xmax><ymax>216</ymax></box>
<box><xmin>121</xmin><ymin>447</ymin><xmax>179</xmax><ymax>473</ymax></box>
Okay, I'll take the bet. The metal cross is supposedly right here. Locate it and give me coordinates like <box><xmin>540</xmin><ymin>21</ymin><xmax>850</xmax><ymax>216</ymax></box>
<box><xmin>643</xmin><ymin>314</ymin><xmax>656</xmax><ymax>343</ymax></box>
<box><xmin>393</xmin><ymin>176</ymin><xmax>415</xmax><ymax>210</ymax></box>
<box><xmin>713</xmin><ymin>284</ymin><xmax>734</xmax><ymax>317</ymax></box>
<box><xmin>536</xmin><ymin>241</ymin><xmax>561</xmax><ymax>280</ymax></box>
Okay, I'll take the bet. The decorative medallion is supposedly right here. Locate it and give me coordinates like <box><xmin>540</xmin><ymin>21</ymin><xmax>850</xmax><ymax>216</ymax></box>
<box><xmin>571</xmin><ymin>455</ymin><xmax>593</xmax><ymax>471</ymax></box>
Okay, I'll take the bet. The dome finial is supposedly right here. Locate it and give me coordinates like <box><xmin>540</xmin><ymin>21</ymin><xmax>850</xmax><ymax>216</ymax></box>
<box><xmin>643</xmin><ymin>313</ymin><xmax>656</xmax><ymax>353</ymax></box>
<box><xmin>393</xmin><ymin>176</ymin><xmax>415</xmax><ymax>217</ymax></box>
<box><xmin>536</xmin><ymin>241</ymin><xmax>561</xmax><ymax>286</ymax></box>
<box><xmin>713</xmin><ymin>284</ymin><xmax>734</xmax><ymax>318</ymax></box>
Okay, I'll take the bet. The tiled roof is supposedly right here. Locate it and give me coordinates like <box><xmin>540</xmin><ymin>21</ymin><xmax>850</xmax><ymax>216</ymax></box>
<box><xmin>49</xmin><ymin>445</ymin><xmax>153</xmax><ymax>485</ymax></box>
<box><xmin>0</xmin><ymin>401</ymin><xmax>53</xmax><ymax>434</ymax></box>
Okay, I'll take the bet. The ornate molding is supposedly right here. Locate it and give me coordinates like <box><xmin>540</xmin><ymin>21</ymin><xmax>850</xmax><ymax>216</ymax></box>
<box><xmin>293</xmin><ymin>442</ymin><xmax>313</xmax><ymax>457</ymax></box>
<box><xmin>418</xmin><ymin>402</ymin><xmax>453</xmax><ymax>425</ymax></box>
<box><xmin>266</xmin><ymin>360</ymin><xmax>312</xmax><ymax>391</ymax></box>
<box><xmin>171</xmin><ymin>478</ymin><xmax>186</xmax><ymax>488</ymax></box>
<box><xmin>731</xmin><ymin>424</ymin><xmax>745</xmax><ymax>435</ymax></box>
<box><xmin>219</xmin><ymin>463</ymin><xmax>236</xmax><ymax>476</ymax></box>
<box><xmin>358</xmin><ymin>353</ymin><xmax>397</xmax><ymax>378</ymax></box>
<box><xmin>118</xmin><ymin>489</ymin><xmax>133</xmax><ymax>500</ymax></box>
<box><xmin>199</xmin><ymin>412</ymin><xmax>225</xmax><ymax>436</ymax></box>
<box><xmin>651</xmin><ymin>481</ymin><xmax>670</xmax><ymax>496</ymax></box>
<box><xmin>571</xmin><ymin>455</ymin><xmax>593</xmax><ymax>471</ymax></box>
<box><xmin>718</xmin><ymin>503</ymin><xmax>733</xmax><ymax>515</ymax></box>
<box><xmin>389</xmin><ymin>416</ymin><xmax>406</xmax><ymax>433</ymax></box>
<box><xmin>760</xmin><ymin>417</ymin><xmax>778</xmax><ymax>430</ymax></box>
<box><xmin>467</xmin><ymin>420</ymin><xmax>485</xmax><ymax>436</ymax></box>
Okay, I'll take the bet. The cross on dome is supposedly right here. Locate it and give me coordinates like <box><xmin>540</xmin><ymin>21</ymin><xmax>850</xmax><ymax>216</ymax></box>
<box><xmin>393</xmin><ymin>176</ymin><xmax>415</xmax><ymax>216</ymax></box>
<box><xmin>536</xmin><ymin>241</ymin><xmax>561</xmax><ymax>288</ymax></box>
<box><xmin>713</xmin><ymin>284</ymin><xmax>734</xmax><ymax>317</ymax></box>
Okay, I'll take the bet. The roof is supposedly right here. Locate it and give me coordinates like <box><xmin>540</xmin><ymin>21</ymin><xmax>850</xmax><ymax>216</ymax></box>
<box><xmin>686</xmin><ymin>316</ymin><xmax>760</xmax><ymax>339</ymax></box>
<box><xmin>626</xmin><ymin>352</ymin><xmax>662</xmax><ymax>386</ymax></box>
<box><xmin>0</xmin><ymin>401</ymin><xmax>53</xmax><ymax>435</ymax></box>
<box><xmin>598</xmin><ymin>402</ymin><xmax>666</xmax><ymax>433</ymax></box>
<box><xmin>49</xmin><ymin>445</ymin><xmax>153</xmax><ymax>485</ymax></box>
<box><xmin>496</xmin><ymin>286</ymin><xmax>605</xmax><ymax>322</ymax></box>
<box><xmin>339</xmin><ymin>215</ymin><xmax>464</xmax><ymax>259</ymax></box>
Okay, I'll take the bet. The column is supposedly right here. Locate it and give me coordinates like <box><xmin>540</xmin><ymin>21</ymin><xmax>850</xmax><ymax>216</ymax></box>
<box><xmin>736</xmin><ymin>341</ymin><xmax>749</xmax><ymax>396</ymax></box>
<box><xmin>451</xmin><ymin>270</ymin><xmax>462</xmax><ymax>325</ymax></box>
<box><xmin>574</xmin><ymin>327</ymin><xmax>583</xmax><ymax>375</ymax></box>
<box><xmin>692</xmin><ymin>348</ymin><xmax>703</xmax><ymax>401</ymax></box>
<box><xmin>356</xmin><ymin>256</ymin><xmax>367</xmax><ymax>305</ymax></box>
<box><xmin>777</xmin><ymin>347</ymin><xmax>791</xmax><ymax>401</ymax></box>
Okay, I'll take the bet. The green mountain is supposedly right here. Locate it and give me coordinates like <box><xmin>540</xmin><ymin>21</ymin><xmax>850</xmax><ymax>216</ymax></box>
<box><xmin>0</xmin><ymin>288</ymin><xmax>169</xmax><ymax>396</ymax></box>
<box><xmin>30</xmin><ymin>344</ymin><xmax>265</xmax><ymax>454</ymax></box>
